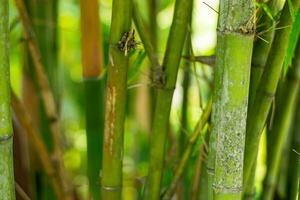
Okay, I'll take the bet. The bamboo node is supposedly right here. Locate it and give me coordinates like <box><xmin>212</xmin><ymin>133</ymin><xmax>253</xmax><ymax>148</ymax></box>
<box><xmin>0</xmin><ymin>134</ymin><xmax>13</xmax><ymax>143</ymax></box>
<box><xmin>117</xmin><ymin>29</ymin><xmax>140</xmax><ymax>56</ymax></box>
<box><xmin>257</xmin><ymin>90</ymin><xmax>275</xmax><ymax>99</ymax></box>
<box><xmin>101</xmin><ymin>185</ymin><xmax>122</xmax><ymax>191</ymax></box>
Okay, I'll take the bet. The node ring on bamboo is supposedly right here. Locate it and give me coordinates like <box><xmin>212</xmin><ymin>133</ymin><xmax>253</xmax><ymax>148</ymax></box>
<box><xmin>0</xmin><ymin>134</ymin><xmax>13</xmax><ymax>143</ymax></box>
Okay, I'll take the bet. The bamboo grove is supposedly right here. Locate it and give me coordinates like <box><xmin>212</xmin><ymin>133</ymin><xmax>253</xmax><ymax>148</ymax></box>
<box><xmin>0</xmin><ymin>0</ymin><xmax>300</xmax><ymax>199</ymax></box>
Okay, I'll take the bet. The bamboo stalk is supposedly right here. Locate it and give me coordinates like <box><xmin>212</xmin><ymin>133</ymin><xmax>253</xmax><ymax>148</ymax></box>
<box><xmin>244</xmin><ymin>1</ymin><xmax>284</xmax><ymax>197</ymax></box>
<box><xmin>132</xmin><ymin>4</ymin><xmax>160</xmax><ymax>71</ymax></box>
<box><xmin>287</xmin><ymin>87</ymin><xmax>300</xmax><ymax>199</ymax></box>
<box><xmin>11</xmin><ymin>91</ymin><xmax>65</xmax><ymax>200</ymax></box>
<box><xmin>0</xmin><ymin>0</ymin><xmax>15</xmax><ymax>198</ymax></box>
<box><xmin>14</xmin><ymin>0</ymin><xmax>71</xmax><ymax>198</ymax></box>
<box><xmin>243</xmin><ymin>0</ymin><xmax>300</xmax><ymax>186</ymax></box>
<box><xmin>162</xmin><ymin>99</ymin><xmax>212</xmax><ymax>200</ymax></box>
<box><xmin>207</xmin><ymin>0</ymin><xmax>255</xmax><ymax>199</ymax></box>
<box><xmin>101</xmin><ymin>0</ymin><xmax>132</xmax><ymax>199</ymax></box>
<box><xmin>79</xmin><ymin>0</ymin><xmax>104</xmax><ymax>199</ymax></box>
<box><xmin>144</xmin><ymin>0</ymin><xmax>193</xmax><ymax>199</ymax></box>
<box><xmin>249</xmin><ymin>0</ymin><xmax>283</xmax><ymax>107</ymax></box>
<box><xmin>261</xmin><ymin>40</ymin><xmax>300</xmax><ymax>200</ymax></box>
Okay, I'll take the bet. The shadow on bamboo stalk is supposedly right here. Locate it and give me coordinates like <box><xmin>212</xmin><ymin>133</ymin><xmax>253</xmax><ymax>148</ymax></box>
<box><xmin>79</xmin><ymin>0</ymin><xmax>105</xmax><ymax>199</ymax></box>
<box><xmin>0</xmin><ymin>0</ymin><xmax>15</xmax><ymax>197</ymax></box>
<box><xmin>243</xmin><ymin>0</ymin><xmax>300</xmax><ymax>189</ymax></box>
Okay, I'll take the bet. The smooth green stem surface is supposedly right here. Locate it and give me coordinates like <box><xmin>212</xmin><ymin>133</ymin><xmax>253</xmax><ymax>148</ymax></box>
<box><xmin>261</xmin><ymin>41</ymin><xmax>300</xmax><ymax>200</ymax></box>
<box><xmin>101</xmin><ymin>0</ymin><xmax>132</xmax><ymax>199</ymax></box>
<box><xmin>243</xmin><ymin>0</ymin><xmax>300</xmax><ymax>186</ymax></box>
<box><xmin>0</xmin><ymin>0</ymin><xmax>15</xmax><ymax>198</ymax></box>
<box><xmin>85</xmin><ymin>78</ymin><xmax>104</xmax><ymax>200</ymax></box>
<box><xmin>144</xmin><ymin>0</ymin><xmax>193</xmax><ymax>199</ymax></box>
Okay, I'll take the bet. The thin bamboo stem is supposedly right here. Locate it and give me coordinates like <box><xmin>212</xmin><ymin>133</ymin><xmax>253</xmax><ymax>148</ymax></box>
<box><xmin>0</xmin><ymin>0</ymin><xmax>15</xmax><ymax>198</ymax></box>
<box><xmin>261</xmin><ymin>40</ymin><xmax>300</xmax><ymax>200</ymax></box>
<box><xmin>144</xmin><ymin>0</ymin><xmax>193</xmax><ymax>199</ymax></box>
<box><xmin>207</xmin><ymin>0</ymin><xmax>255</xmax><ymax>199</ymax></box>
<box><xmin>101</xmin><ymin>0</ymin><xmax>132</xmax><ymax>199</ymax></box>
<box><xmin>132</xmin><ymin>4</ymin><xmax>160</xmax><ymax>70</ymax></box>
<box><xmin>287</xmin><ymin>87</ymin><xmax>300</xmax><ymax>199</ymax></box>
<box><xmin>80</xmin><ymin>0</ymin><xmax>104</xmax><ymax>199</ymax></box>
<box><xmin>11</xmin><ymin>91</ymin><xmax>65</xmax><ymax>200</ymax></box>
<box><xmin>243</xmin><ymin>0</ymin><xmax>300</xmax><ymax>186</ymax></box>
<box><xmin>162</xmin><ymin>99</ymin><xmax>212</xmax><ymax>200</ymax></box>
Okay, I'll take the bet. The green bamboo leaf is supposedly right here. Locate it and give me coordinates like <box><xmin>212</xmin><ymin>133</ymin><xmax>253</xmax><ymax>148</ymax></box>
<box><xmin>128</xmin><ymin>50</ymin><xmax>146</xmax><ymax>83</ymax></box>
<box><xmin>283</xmin><ymin>8</ymin><xmax>300</xmax><ymax>76</ymax></box>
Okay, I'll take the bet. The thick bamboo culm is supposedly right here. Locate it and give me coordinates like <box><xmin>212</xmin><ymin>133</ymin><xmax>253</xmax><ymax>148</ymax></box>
<box><xmin>243</xmin><ymin>0</ymin><xmax>300</xmax><ymax>186</ymax></box>
<box><xmin>207</xmin><ymin>0</ymin><xmax>255</xmax><ymax>199</ymax></box>
<box><xmin>101</xmin><ymin>0</ymin><xmax>132</xmax><ymax>199</ymax></box>
<box><xmin>0</xmin><ymin>0</ymin><xmax>15</xmax><ymax>198</ymax></box>
<box><xmin>144</xmin><ymin>0</ymin><xmax>193</xmax><ymax>199</ymax></box>
<box><xmin>79</xmin><ymin>0</ymin><xmax>104</xmax><ymax>199</ymax></box>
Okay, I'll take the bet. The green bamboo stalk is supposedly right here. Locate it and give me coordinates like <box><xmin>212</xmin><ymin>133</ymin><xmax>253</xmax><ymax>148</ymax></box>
<box><xmin>207</xmin><ymin>0</ymin><xmax>255</xmax><ymax>199</ymax></box>
<box><xmin>101</xmin><ymin>0</ymin><xmax>132</xmax><ymax>199</ymax></box>
<box><xmin>162</xmin><ymin>99</ymin><xmax>212</xmax><ymax>200</ymax></box>
<box><xmin>244</xmin><ymin>1</ymin><xmax>284</xmax><ymax>197</ymax></box>
<box><xmin>287</xmin><ymin>88</ymin><xmax>300</xmax><ymax>199</ymax></box>
<box><xmin>243</xmin><ymin>0</ymin><xmax>300</xmax><ymax>186</ymax></box>
<box><xmin>0</xmin><ymin>0</ymin><xmax>15</xmax><ymax>198</ymax></box>
<box><xmin>248</xmin><ymin>0</ymin><xmax>283</xmax><ymax>107</ymax></box>
<box><xmin>79</xmin><ymin>0</ymin><xmax>104</xmax><ymax>199</ymax></box>
<box><xmin>144</xmin><ymin>0</ymin><xmax>193</xmax><ymax>199</ymax></box>
<box><xmin>261</xmin><ymin>40</ymin><xmax>300</xmax><ymax>200</ymax></box>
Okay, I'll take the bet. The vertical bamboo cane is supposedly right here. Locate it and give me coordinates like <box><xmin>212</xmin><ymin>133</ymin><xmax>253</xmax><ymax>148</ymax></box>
<box><xmin>208</xmin><ymin>0</ymin><xmax>255</xmax><ymax>199</ymax></box>
<box><xmin>80</xmin><ymin>0</ymin><xmax>104</xmax><ymax>199</ymax></box>
<box><xmin>243</xmin><ymin>0</ymin><xmax>300</xmax><ymax>185</ymax></box>
<box><xmin>244</xmin><ymin>1</ymin><xmax>284</xmax><ymax>197</ymax></box>
<box><xmin>261</xmin><ymin>40</ymin><xmax>300</xmax><ymax>200</ymax></box>
<box><xmin>0</xmin><ymin>0</ymin><xmax>15</xmax><ymax>198</ymax></box>
<box><xmin>101</xmin><ymin>0</ymin><xmax>132</xmax><ymax>199</ymax></box>
<box><xmin>144</xmin><ymin>0</ymin><xmax>193</xmax><ymax>199</ymax></box>
<box><xmin>287</xmin><ymin>86</ymin><xmax>300</xmax><ymax>199</ymax></box>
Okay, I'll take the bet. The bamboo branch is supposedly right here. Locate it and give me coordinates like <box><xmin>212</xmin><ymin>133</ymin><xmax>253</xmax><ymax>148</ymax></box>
<box><xmin>182</xmin><ymin>55</ymin><xmax>216</xmax><ymax>67</ymax></box>
<box><xmin>162</xmin><ymin>99</ymin><xmax>212</xmax><ymax>200</ymax></box>
<box><xmin>0</xmin><ymin>0</ymin><xmax>15</xmax><ymax>198</ymax></box>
